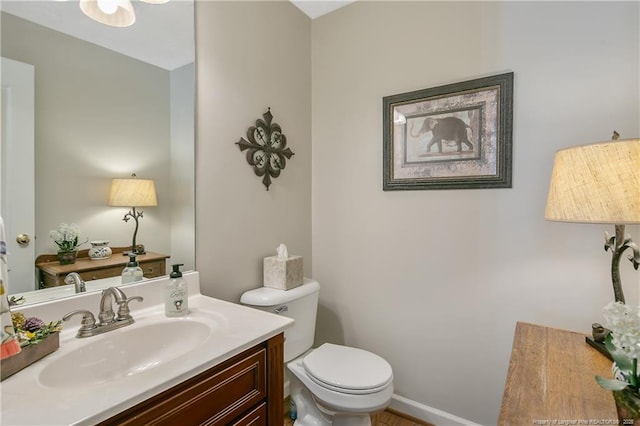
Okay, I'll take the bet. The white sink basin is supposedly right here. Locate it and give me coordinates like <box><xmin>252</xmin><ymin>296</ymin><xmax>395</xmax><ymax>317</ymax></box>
<box><xmin>39</xmin><ymin>320</ymin><xmax>211</xmax><ymax>388</ymax></box>
<box><xmin>2</xmin><ymin>274</ymin><xmax>294</xmax><ymax>426</ymax></box>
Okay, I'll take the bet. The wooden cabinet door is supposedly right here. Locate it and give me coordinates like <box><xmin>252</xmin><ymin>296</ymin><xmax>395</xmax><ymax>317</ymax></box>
<box><xmin>230</xmin><ymin>403</ymin><xmax>267</xmax><ymax>426</ymax></box>
<box><xmin>99</xmin><ymin>346</ymin><xmax>266</xmax><ymax>426</ymax></box>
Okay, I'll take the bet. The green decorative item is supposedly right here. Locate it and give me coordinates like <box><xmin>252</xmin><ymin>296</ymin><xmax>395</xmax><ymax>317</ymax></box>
<box><xmin>236</xmin><ymin>108</ymin><xmax>294</xmax><ymax>190</ymax></box>
<box><xmin>57</xmin><ymin>250</ymin><xmax>78</xmax><ymax>265</ymax></box>
<box><xmin>49</xmin><ymin>222</ymin><xmax>85</xmax><ymax>264</ymax></box>
<box><xmin>1</xmin><ymin>313</ymin><xmax>63</xmax><ymax>381</ymax></box>
<box><xmin>613</xmin><ymin>389</ymin><xmax>640</xmax><ymax>423</ymax></box>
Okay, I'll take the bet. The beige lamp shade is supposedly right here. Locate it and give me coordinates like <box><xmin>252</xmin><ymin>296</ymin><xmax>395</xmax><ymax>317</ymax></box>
<box><xmin>80</xmin><ymin>0</ymin><xmax>136</xmax><ymax>28</ymax></box>
<box><xmin>109</xmin><ymin>178</ymin><xmax>157</xmax><ymax>207</ymax></box>
<box><xmin>545</xmin><ymin>138</ymin><xmax>640</xmax><ymax>224</ymax></box>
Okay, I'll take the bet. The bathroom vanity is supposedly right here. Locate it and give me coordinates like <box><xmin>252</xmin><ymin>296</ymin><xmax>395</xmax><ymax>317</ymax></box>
<box><xmin>0</xmin><ymin>272</ymin><xmax>292</xmax><ymax>425</ymax></box>
<box><xmin>100</xmin><ymin>334</ymin><xmax>284</xmax><ymax>425</ymax></box>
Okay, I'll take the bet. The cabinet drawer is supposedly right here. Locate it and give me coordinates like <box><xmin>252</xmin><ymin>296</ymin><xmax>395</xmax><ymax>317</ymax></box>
<box><xmin>39</xmin><ymin>272</ymin><xmax>63</xmax><ymax>288</ymax></box>
<box><xmin>78</xmin><ymin>266</ymin><xmax>124</xmax><ymax>282</ymax></box>
<box><xmin>76</xmin><ymin>260</ymin><xmax>164</xmax><ymax>281</ymax></box>
<box><xmin>100</xmin><ymin>345</ymin><xmax>266</xmax><ymax>426</ymax></box>
<box><xmin>230</xmin><ymin>402</ymin><xmax>266</xmax><ymax>426</ymax></box>
<box><xmin>139</xmin><ymin>260</ymin><xmax>166</xmax><ymax>278</ymax></box>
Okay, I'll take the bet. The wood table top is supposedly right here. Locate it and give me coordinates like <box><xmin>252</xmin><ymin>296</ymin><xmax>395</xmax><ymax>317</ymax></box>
<box><xmin>499</xmin><ymin>322</ymin><xmax>618</xmax><ymax>426</ymax></box>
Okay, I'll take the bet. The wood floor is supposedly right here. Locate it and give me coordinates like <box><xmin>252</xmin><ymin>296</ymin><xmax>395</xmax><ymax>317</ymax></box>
<box><xmin>283</xmin><ymin>408</ymin><xmax>433</xmax><ymax>426</ymax></box>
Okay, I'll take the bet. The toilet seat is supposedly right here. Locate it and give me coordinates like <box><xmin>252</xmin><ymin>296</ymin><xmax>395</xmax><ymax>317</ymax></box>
<box><xmin>302</xmin><ymin>343</ymin><xmax>393</xmax><ymax>395</ymax></box>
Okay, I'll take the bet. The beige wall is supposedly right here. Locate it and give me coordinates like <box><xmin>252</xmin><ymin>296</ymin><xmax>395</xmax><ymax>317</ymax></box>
<box><xmin>170</xmin><ymin>62</ymin><xmax>196</xmax><ymax>271</ymax></box>
<box><xmin>312</xmin><ymin>2</ymin><xmax>640</xmax><ymax>424</ymax></box>
<box><xmin>194</xmin><ymin>1</ymin><xmax>312</xmax><ymax>302</ymax></box>
<box><xmin>1</xmin><ymin>13</ymin><xmax>173</xmax><ymax>261</ymax></box>
<box><xmin>193</xmin><ymin>1</ymin><xmax>639</xmax><ymax>424</ymax></box>
<box><xmin>311</xmin><ymin>1</ymin><xmax>639</xmax><ymax>424</ymax></box>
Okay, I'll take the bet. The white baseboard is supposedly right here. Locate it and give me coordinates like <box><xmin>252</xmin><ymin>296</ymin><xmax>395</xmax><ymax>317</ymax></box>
<box><xmin>389</xmin><ymin>394</ymin><xmax>482</xmax><ymax>426</ymax></box>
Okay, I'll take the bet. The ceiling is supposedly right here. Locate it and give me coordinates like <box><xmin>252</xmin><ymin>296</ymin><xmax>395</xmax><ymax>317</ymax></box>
<box><xmin>0</xmin><ymin>0</ymin><xmax>353</xmax><ymax>70</ymax></box>
<box><xmin>291</xmin><ymin>1</ymin><xmax>355</xmax><ymax>19</ymax></box>
<box><xmin>1</xmin><ymin>0</ymin><xmax>195</xmax><ymax>70</ymax></box>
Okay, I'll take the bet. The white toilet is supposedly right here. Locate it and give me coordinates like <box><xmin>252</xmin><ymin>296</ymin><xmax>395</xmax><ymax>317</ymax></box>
<box><xmin>240</xmin><ymin>278</ymin><xmax>393</xmax><ymax>426</ymax></box>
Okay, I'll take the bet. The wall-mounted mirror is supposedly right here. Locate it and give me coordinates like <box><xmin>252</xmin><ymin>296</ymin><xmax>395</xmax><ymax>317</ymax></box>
<box><xmin>1</xmin><ymin>0</ymin><xmax>195</xmax><ymax>305</ymax></box>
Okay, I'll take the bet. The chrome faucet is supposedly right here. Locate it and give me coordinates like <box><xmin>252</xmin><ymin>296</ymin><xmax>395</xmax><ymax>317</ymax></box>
<box><xmin>98</xmin><ymin>286</ymin><xmax>127</xmax><ymax>324</ymax></box>
<box><xmin>63</xmin><ymin>287</ymin><xmax>143</xmax><ymax>338</ymax></box>
<box><xmin>64</xmin><ymin>272</ymin><xmax>85</xmax><ymax>293</ymax></box>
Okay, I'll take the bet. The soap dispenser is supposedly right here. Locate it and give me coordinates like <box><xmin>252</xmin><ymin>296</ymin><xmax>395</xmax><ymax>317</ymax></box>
<box><xmin>165</xmin><ymin>263</ymin><xmax>188</xmax><ymax>317</ymax></box>
<box><xmin>121</xmin><ymin>253</ymin><xmax>144</xmax><ymax>284</ymax></box>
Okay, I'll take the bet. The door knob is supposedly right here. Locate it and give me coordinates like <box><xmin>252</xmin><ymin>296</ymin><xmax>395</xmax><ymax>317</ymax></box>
<box><xmin>16</xmin><ymin>234</ymin><xmax>30</xmax><ymax>246</ymax></box>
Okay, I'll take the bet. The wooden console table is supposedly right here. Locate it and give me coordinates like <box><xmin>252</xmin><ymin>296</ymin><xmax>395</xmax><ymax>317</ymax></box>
<box><xmin>499</xmin><ymin>322</ymin><xmax>618</xmax><ymax>425</ymax></box>
<box><xmin>36</xmin><ymin>247</ymin><xmax>169</xmax><ymax>288</ymax></box>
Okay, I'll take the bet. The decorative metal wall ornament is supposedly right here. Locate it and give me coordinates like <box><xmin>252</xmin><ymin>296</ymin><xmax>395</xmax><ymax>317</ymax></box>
<box><xmin>236</xmin><ymin>108</ymin><xmax>294</xmax><ymax>190</ymax></box>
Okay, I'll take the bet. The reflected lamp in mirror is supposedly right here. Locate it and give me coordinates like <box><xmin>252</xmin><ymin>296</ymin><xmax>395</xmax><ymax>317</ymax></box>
<box><xmin>108</xmin><ymin>174</ymin><xmax>157</xmax><ymax>255</ymax></box>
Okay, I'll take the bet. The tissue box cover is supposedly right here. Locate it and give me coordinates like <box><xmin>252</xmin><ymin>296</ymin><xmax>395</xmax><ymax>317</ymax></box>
<box><xmin>263</xmin><ymin>255</ymin><xmax>303</xmax><ymax>290</ymax></box>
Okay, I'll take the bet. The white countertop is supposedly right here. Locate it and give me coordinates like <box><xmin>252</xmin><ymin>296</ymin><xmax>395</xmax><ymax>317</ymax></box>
<box><xmin>0</xmin><ymin>272</ymin><xmax>293</xmax><ymax>425</ymax></box>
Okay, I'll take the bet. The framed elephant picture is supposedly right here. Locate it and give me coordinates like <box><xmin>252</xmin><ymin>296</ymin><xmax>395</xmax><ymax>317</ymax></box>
<box><xmin>382</xmin><ymin>72</ymin><xmax>513</xmax><ymax>190</ymax></box>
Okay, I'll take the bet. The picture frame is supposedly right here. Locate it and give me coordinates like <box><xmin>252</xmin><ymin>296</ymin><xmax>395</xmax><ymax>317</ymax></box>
<box><xmin>382</xmin><ymin>72</ymin><xmax>513</xmax><ymax>190</ymax></box>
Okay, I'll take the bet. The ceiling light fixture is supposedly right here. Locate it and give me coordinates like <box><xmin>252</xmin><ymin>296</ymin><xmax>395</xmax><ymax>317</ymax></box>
<box><xmin>79</xmin><ymin>0</ymin><xmax>170</xmax><ymax>28</ymax></box>
<box><xmin>79</xmin><ymin>0</ymin><xmax>136</xmax><ymax>27</ymax></box>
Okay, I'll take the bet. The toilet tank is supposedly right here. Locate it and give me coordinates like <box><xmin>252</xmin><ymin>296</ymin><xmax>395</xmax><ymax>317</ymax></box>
<box><xmin>240</xmin><ymin>278</ymin><xmax>319</xmax><ymax>362</ymax></box>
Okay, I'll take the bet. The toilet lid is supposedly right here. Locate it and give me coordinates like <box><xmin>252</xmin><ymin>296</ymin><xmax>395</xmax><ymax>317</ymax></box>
<box><xmin>302</xmin><ymin>343</ymin><xmax>393</xmax><ymax>394</ymax></box>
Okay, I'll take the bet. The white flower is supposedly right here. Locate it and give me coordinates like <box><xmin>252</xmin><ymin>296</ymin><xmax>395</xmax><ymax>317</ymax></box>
<box><xmin>602</xmin><ymin>301</ymin><xmax>640</xmax><ymax>360</ymax></box>
<box><xmin>50</xmin><ymin>223</ymin><xmax>80</xmax><ymax>242</ymax></box>
<box><xmin>49</xmin><ymin>222</ymin><xmax>83</xmax><ymax>251</ymax></box>
<box><xmin>49</xmin><ymin>230</ymin><xmax>62</xmax><ymax>241</ymax></box>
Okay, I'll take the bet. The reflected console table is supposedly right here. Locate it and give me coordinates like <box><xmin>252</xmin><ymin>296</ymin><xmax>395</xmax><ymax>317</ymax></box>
<box><xmin>499</xmin><ymin>322</ymin><xmax>618</xmax><ymax>425</ymax></box>
<box><xmin>36</xmin><ymin>247</ymin><xmax>169</xmax><ymax>288</ymax></box>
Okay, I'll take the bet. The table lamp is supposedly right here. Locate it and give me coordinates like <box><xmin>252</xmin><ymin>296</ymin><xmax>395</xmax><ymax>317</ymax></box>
<box><xmin>545</xmin><ymin>133</ymin><xmax>640</xmax><ymax>357</ymax></box>
<box><xmin>108</xmin><ymin>174</ymin><xmax>157</xmax><ymax>255</ymax></box>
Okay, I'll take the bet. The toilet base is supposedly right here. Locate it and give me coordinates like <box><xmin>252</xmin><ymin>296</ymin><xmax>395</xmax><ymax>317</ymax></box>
<box><xmin>290</xmin><ymin>370</ymin><xmax>372</xmax><ymax>426</ymax></box>
<box><xmin>331</xmin><ymin>414</ymin><xmax>372</xmax><ymax>426</ymax></box>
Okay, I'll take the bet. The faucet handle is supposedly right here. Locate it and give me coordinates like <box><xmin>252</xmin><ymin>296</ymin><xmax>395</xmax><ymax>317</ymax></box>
<box><xmin>63</xmin><ymin>310</ymin><xmax>97</xmax><ymax>338</ymax></box>
<box><xmin>116</xmin><ymin>296</ymin><xmax>144</xmax><ymax>321</ymax></box>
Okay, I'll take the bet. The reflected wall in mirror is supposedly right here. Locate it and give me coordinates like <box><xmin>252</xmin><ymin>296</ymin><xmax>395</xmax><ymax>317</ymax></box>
<box><xmin>0</xmin><ymin>0</ymin><xmax>195</xmax><ymax>303</ymax></box>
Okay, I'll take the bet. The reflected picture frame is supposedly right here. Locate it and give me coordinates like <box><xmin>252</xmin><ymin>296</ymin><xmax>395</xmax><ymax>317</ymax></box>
<box><xmin>383</xmin><ymin>72</ymin><xmax>513</xmax><ymax>190</ymax></box>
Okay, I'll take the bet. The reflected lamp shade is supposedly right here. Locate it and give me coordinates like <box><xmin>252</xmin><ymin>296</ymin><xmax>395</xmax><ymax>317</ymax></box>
<box><xmin>108</xmin><ymin>178</ymin><xmax>157</xmax><ymax>208</ymax></box>
<box><xmin>79</xmin><ymin>0</ymin><xmax>136</xmax><ymax>28</ymax></box>
<box><xmin>545</xmin><ymin>138</ymin><xmax>640</xmax><ymax>224</ymax></box>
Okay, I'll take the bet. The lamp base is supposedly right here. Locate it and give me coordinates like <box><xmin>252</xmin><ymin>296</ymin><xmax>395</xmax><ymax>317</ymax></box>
<box><xmin>122</xmin><ymin>244</ymin><xmax>146</xmax><ymax>256</ymax></box>
<box><xmin>586</xmin><ymin>336</ymin><xmax>613</xmax><ymax>361</ymax></box>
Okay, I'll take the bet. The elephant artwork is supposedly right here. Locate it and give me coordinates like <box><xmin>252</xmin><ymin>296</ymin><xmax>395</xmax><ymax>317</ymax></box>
<box><xmin>382</xmin><ymin>72</ymin><xmax>513</xmax><ymax>190</ymax></box>
<box><xmin>410</xmin><ymin>115</ymin><xmax>474</xmax><ymax>154</ymax></box>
